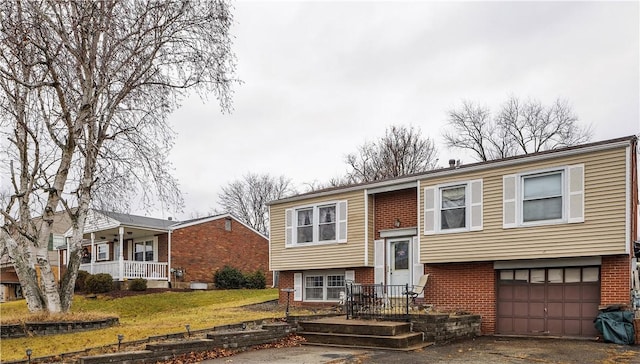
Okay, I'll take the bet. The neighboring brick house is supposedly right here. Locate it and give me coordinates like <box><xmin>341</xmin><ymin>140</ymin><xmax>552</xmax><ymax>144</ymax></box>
<box><xmin>268</xmin><ymin>135</ymin><xmax>638</xmax><ymax>338</ymax></box>
<box><xmin>59</xmin><ymin>210</ymin><xmax>271</xmax><ymax>289</ymax></box>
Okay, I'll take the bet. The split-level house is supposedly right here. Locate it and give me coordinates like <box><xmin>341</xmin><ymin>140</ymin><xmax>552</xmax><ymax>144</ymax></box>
<box><xmin>59</xmin><ymin>210</ymin><xmax>272</xmax><ymax>289</ymax></box>
<box><xmin>269</xmin><ymin>135</ymin><xmax>638</xmax><ymax>337</ymax></box>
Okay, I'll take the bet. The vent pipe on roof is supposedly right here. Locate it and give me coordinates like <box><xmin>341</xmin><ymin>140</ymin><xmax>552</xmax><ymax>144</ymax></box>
<box><xmin>168</xmin><ymin>217</ymin><xmax>172</xmax><ymax>221</ymax></box>
<box><xmin>448</xmin><ymin>159</ymin><xmax>456</xmax><ymax>168</ymax></box>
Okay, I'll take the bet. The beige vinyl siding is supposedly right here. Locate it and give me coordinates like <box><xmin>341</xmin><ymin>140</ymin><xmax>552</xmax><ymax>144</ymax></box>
<box><xmin>420</xmin><ymin>147</ymin><xmax>629</xmax><ymax>263</ymax></box>
<box><xmin>270</xmin><ymin>190</ymin><xmax>367</xmax><ymax>270</ymax></box>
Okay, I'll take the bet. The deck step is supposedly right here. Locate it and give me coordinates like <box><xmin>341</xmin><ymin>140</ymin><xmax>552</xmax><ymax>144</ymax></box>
<box><xmin>301</xmin><ymin>341</ymin><xmax>434</xmax><ymax>352</ymax></box>
<box><xmin>299</xmin><ymin>318</ymin><xmax>411</xmax><ymax>336</ymax></box>
<box><xmin>298</xmin><ymin>316</ymin><xmax>426</xmax><ymax>350</ymax></box>
<box><xmin>300</xmin><ymin>331</ymin><xmax>425</xmax><ymax>349</ymax></box>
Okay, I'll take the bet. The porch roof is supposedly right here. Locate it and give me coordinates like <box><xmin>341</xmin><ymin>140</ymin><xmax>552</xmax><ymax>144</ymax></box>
<box><xmin>64</xmin><ymin>209</ymin><xmax>176</xmax><ymax>239</ymax></box>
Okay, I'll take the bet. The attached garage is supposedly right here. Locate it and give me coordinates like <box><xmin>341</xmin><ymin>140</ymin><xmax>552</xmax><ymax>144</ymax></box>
<box><xmin>497</xmin><ymin>265</ymin><xmax>600</xmax><ymax>337</ymax></box>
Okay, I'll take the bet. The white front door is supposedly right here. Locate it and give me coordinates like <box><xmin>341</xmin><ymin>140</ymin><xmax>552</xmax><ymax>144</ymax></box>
<box><xmin>388</xmin><ymin>239</ymin><xmax>411</xmax><ymax>287</ymax></box>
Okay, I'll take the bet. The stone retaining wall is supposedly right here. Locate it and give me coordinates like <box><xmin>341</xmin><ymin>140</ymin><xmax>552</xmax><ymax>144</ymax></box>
<box><xmin>1</xmin><ymin>317</ymin><xmax>119</xmax><ymax>338</ymax></box>
<box><xmin>79</xmin><ymin>322</ymin><xmax>293</xmax><ymax>364</ymax></box>
<box><xmin>411</xmin><ymin>314</ymin><xmax>481</xmax><ymax>343</ymax></box>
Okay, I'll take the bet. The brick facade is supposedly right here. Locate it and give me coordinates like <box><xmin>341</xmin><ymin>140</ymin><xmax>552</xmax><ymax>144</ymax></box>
<box><xmin>374</xmin><ymin>188</ymin><xmax>417</xmax><ymax>239</ymax></box>
<box><xmin>171</xmin><ymin>218</ymin><xmax>271</xmax><ymax>286</ymax></box>
<box><xmin>424</xmin><ymin>262</ymin><xmax>496</xmax><ymax>334</ymax></box>
<box><xmin>600</xmin><ymin>255</ymin><xmax>632</xmax><ymax>305</ymax></box>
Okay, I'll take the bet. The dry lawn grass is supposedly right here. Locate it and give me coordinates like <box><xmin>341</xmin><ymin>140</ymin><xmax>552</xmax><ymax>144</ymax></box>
<box><xmin>0</xmin><ymin>289</ymin><xmax>294</xmax><ymax>361</ymax></box>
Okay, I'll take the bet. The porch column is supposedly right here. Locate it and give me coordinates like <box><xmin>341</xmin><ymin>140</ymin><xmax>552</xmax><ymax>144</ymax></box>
<box><xmin>90</xmin><ymin>233</ymin><xmax>95</xmax><ymax>274</ymax></box>
<box><xmin>118</xmin><ymin>226</ymin><xmax>124</xmax><ymax>281</ymax></box>
<box><xmin>65</xmin><ymin>237</ymin><xmax>70</xmax><ymax>265</ymax></box>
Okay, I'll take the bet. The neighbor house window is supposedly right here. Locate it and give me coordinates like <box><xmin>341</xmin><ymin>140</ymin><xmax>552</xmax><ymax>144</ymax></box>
<box><xmin>134</xmin><ymin>239</ymin><xmax>154</xmax><ymax>261</ymax></box>
<box><xmin>286</xmin><ymin>201</ymin><xmax>347</xmax><ymax>245</ymax></box>
<box><xmin>304</xmin><ymin>272</ymin><xmax>345</xmax><ymax>301</ymax></box>
<box><xmin>96</xmin><ymin>243</ymin><xmax>109</xmax><ymax>261</ymax></box>
<box><xmin>440</xmin><ymin>185</ymin><xmax>466</xmax><ymax>230</ymax></box>
<box><xmin>522</xmin><ymin>171</ymin><xmax>563</xmax><ymax>222</ymax></box>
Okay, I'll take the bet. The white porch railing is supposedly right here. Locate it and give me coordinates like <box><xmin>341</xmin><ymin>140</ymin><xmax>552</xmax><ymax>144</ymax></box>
<box><xmin>79</xmin><ymin>261</ymin><xmax>168</xmax><ymax>280</ymax></box>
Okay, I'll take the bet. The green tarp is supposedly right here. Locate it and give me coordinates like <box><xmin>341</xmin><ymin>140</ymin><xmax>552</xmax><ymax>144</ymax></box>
<box><xmin>594</xmin><ymin>310</ymin><xmax>635</xmax><ymax>345</ymax></box>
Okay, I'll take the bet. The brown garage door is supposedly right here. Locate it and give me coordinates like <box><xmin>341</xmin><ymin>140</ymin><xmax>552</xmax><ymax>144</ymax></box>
<box><xmin>497</xmin><ymin>266</ymin><xmax>600</xmax><ymax>337</ymax></box>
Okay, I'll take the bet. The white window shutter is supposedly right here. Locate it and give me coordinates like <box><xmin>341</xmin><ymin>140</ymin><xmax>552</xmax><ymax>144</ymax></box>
<box><xmin>374</xmin><ymin>239</ymin><xmax>385</xmax><ymax>285</ymax></box>
<box><xmin>503</xmin><ymin>175</ymin><xmax>517</xmax><ymax>228</ymax></box>
<box><xmin>412</xmin><ymin>237</ymin><xmax>423</xmax><ymax>296</ymax></box>
<box><xmin>567</xmin><ymin>164</ymin><xmax>585</xmax><ymax>223</ymax></box>
<box><xmin>423</xmin><ymin>187</ymin><xmax>436</xmax><ymax>235</ymax></box>
<box><xmin>128</xmin><ymin>240</ymin><xmax>133</xmax><ymax>260</ymax></box>
<box><xmin>293</xmin><ymin>273</ymin><xmax>302</xmax><ymax>301</ymax></box>
<box><xmin>285</xmin><ymin>209</ymin><xmax>293</xmax><ymax>246</ymax></box>
<box><xmin>337</xmin><ymin>201</ymin><xmax>348</xmax><ymax>242</ymax></box>
<box><xmin>469</xmin><ymin>179</ymin><xmax>483</xmax><ymax>231</ymax></box>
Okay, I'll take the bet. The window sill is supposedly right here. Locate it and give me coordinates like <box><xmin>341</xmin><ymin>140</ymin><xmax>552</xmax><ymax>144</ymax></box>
<box><xmin>515</xmin><ymin>218</ymin><xmax>568</xmax><ymax>228</ymax></box>
<box><xmin>285</xmin><ymin>241</ymin><xmax>347</xmax><ymax>248</ymax></box>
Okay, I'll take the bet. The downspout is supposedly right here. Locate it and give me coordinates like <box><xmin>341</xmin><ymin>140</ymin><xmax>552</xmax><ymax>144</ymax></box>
<box><xmin>364</xmin><ymin>189</ymin><xmax>368</xmax><ymax>266</ymax></box>
<box><xmin>168</xmin><ymin>229</ymin><xmax>172</xmax><ymax>288</ymax></box>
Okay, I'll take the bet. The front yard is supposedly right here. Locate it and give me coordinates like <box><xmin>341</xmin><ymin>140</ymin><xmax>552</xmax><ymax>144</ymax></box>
<box><xmin>0</xmin><ymin>289</ymin><xmax>293</xmax><ymax>362</ymax></box>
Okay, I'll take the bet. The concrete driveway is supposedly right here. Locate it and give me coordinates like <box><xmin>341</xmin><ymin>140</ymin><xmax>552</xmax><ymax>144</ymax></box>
<box><xmin>204</xmin><ymin>336</ymin><xmax>640</xmax><ymax>364</ymax></box>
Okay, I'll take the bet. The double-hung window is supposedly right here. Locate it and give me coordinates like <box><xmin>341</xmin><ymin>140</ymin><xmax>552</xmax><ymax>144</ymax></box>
<box><xmin>96</xmin><ymin>243</ymin><xmax>109</xmax><ymax>261</ymax></box>
<box><xmin>285</xmin><ymin>201</ymin><xmax>347</xmax><ymax>246</ymax></box>
<box><xmin>503</xmin><ymin>164</ymin><xmax>584</xmax><ymax>228</ymax></box>
<box><xmin>522</xmin><ymin>171</ymin><xmax>563</xmax><ymax>222</ymax></box>
<box><xmin>440</xmin><ymin>185</ymin><xmax>467</xmax><ymax>230</ymax></box>
<box><xmin>129</xmin><ymin>238</ymin><xmax>158</xmax><ymax>262</ymax></box>
<box><xmin>304</xmin><ymin>272</ymin><xmax>345</xmax><ymax>301</ymax></box>
<box><xmin>296</xmin><ymin>208</ymin><xmax>314</xmax><ymax>243</ymax></box>
<box><xmin>424</xmin><ymin>180</ymin><xmax>483</xmax><ymax>235</ymax></box>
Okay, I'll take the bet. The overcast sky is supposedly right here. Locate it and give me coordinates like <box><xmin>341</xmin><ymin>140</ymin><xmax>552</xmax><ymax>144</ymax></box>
<box><xmin>162</xmin><ymin>0</ymin><xmax>639</xmax><ymax>219</ymax></box>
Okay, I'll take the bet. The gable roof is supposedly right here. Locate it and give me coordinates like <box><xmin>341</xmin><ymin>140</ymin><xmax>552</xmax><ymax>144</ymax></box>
<box><xmin>270</xmin><ymin>134</ymin><xmax>637</xmax><ymax>205</ymax></box>
<box><xmin>172</xmin><ymin>213</ymin><xmax>268</xmax><ymax>239</ymax></box>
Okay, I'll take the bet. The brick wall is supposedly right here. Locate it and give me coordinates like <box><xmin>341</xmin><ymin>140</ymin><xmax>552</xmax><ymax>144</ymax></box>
<box><xmin>601</xmin><ymin>255</ymin><xmax>631</xmax><ymax>305</ymax></box>
<box><xmin>374</xmin><ymin>189</ymin><xmax>417</xmax><ymax>239</ymax></box>
<box><xmin>171</xmin><ymin>218</ymin><xmax>271</xmax><ymax>286</ymax></box>
<box><xmin>424</xmin><ymin>262</ymin><xmax>496</xmax><ymax>334</ymax></box>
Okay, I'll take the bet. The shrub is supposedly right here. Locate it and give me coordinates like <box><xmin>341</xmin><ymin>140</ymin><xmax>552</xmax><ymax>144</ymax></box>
<box><xmin>128</xmin><ymin>278</ymin><xmax>147</xmax><ymax>291</ymax></box>
<box><xmin>245</xmin><ymin>270</ymin><xmax>266</xmax><ymax>289</ymax></box>
<box><xmin>85</xmin><ymin>273</ymin><xmax>114</xmax><ymax>293</ymax></box>
<box><xmin>214</xmin><ymin>266</ymin><xmax>246</xmax><ymax>289</ymax></box>
<box><xmin>75</xmin><ymin>270</ymin><xmax>91</xmax><ymax>292</ymax></box>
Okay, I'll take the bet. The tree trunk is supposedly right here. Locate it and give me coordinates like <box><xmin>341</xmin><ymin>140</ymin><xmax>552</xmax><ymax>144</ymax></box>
<box><xmin>1</xmin><ymin>230</ymin><xmax>46</xmax><ymax>312</ymax></box>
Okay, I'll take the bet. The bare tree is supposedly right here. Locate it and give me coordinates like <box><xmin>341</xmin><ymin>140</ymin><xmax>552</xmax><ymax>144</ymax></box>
<box><xmin>218</xmin><ymin>173</ymin><xmax>295</xmax><ymax>236</ymax></box>
<box><xmin>0</xmin><ymin>0</ymin><xmax>236</xmax><ymax>313</ymax></box>
<box><xmin>443</xmin><ymin>96</ymin><xmax>592</xmax><ymax>162</ymax></box>
<box><xmin>345</xmin><ymin>125</ymin><xmax>439</xmax><ymax>183</ymax></box>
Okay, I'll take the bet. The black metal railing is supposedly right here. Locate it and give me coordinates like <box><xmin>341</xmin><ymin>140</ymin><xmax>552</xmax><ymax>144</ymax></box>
<box><xmin>345</xmin><ymin>283</ymin><xmax>411</xmax><ymax>321</ymax></box>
